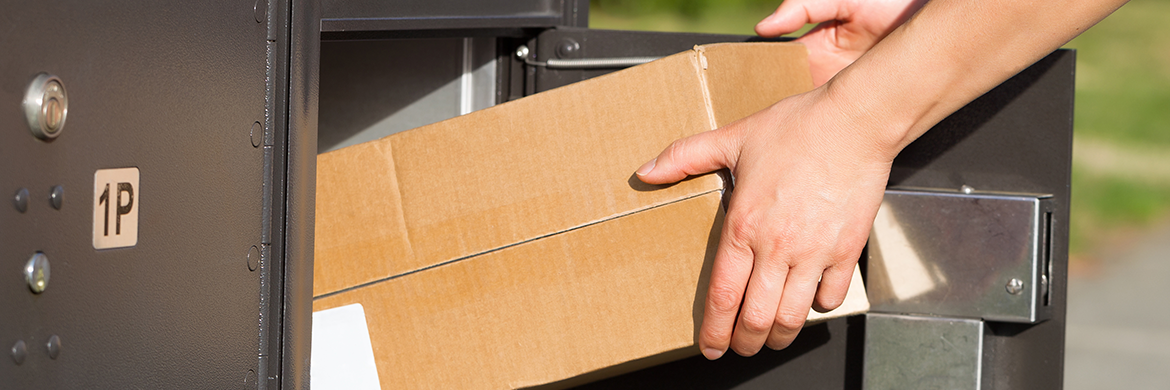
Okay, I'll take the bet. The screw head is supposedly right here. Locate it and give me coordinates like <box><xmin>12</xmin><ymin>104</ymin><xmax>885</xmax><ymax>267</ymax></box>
<box><xmin>50</xmin><ymin>185</ymin><xmax>64</xmax><ymax>210</ymax></box>
<box><xmin>46</xmin><ymin>335</ymin><xmax>61</xmax><ymax>360</ymax></box>
<box><xmin>960</xmin><ymin>185</ymin><xmax>975</xmax><ymax>194</ymax></box>
<box><xmin>514</xmin><ymin>45</ymin><xmax>530</xmax><ymax>61</ymax></box>
<box><xmin>24</xmin><ymin>74</ymin><xmax>68</xmax><ymax>141</ymax></box>
<box><xmin>11</xmin><ymin>340</ymin><xmax>27</xmax><ymax>365</ymax></box>
<box><xmin>24</xmin><ymin>252</ymin><xmax>50</xmax><ymax>294</ymax></box>
<box><xmin>556</xmin><ymin>39</ymin><xmax>580</xmax><ymax>58</ymax></box>
<box><xmin>1006</xmin><ymin>278</ymin><xmax>1024</xmax><ymax>295</ymax></box>
<box><xmin>14</xmin><ymin>188</ymin><xmax>29</xmax><ymax>213</ymax></box>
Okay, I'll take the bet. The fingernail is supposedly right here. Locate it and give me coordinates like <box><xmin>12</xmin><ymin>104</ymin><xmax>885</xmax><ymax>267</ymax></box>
<box><xmin>636</xmin><ymin>158</ymin><xmax>657</xmax><ymax>176</ymax></box>
<box><xmin>701</xmin><ymin>348</ymin><xmax>724</xmax><ymax>360</ymax></box>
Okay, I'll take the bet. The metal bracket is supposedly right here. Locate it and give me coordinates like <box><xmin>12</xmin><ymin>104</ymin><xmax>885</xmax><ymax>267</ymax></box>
<box><xmin>865</xmin><ymin>314</ymin><xmax>985</xmax><ymax>390</ymax></box>
<box><xmin>867</xmin><ymin>189</ymin><xmax>1054</xmax><ymax>323</ymax></box>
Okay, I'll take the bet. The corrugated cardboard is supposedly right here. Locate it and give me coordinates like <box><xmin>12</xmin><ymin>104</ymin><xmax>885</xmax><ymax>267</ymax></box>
<box><xmin>313</xmin><ymin>42</ymin><xmax>869</xmax><ymax>389</ymax></box>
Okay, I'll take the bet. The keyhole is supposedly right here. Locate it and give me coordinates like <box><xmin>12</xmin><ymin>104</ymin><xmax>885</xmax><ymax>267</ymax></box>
<box><xmin>44</xmin><ymin>97</ymin><xmax>63</xmax><ymax>132</ymax></box>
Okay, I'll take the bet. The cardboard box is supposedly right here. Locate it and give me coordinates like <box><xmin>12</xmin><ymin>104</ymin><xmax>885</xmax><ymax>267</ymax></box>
<box><xmin>313</xmin><ymin>42</ymin><xmax>869</xmax><ymax>389</ymax></box>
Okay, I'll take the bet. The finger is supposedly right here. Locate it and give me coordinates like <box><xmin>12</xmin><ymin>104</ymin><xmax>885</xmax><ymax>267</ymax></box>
<box><xmin>756</xmin><ymin>0</ymin><xmax>854</xmax><ymax>38</ymax></box>
<box><xmin>636</xmin><ymin>128</ymin><xmax>740</xmax><ymax>185</ymax></box>
<box><xmin>793</xmin><ymin>23</ymin><xmax>857</xmax><ymax>87</ymax></box>
<box><xmin>811</xmin><ymin>263</ymin><xmax>855</xmax><ymax>313</ymax></box>
<box><xmin>697</xmin><ymin>217</ymin><xmax>757</xmax><ymax>360</ymax></box>
<box><xmin>729</xmin><ymin>244</ymin><xmax>789</xmax><ymax>357</ymax></box>
<box><xmin>765</xmin><ymin>265</ymin><xmax>822</xmax><ymax>350</ymax></box>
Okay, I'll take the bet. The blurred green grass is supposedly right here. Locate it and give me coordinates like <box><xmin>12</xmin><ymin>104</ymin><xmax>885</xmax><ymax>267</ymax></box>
<box><xmin>591</xmin><ymin>0</ymin><xmax>1170</xmax><ymax>259</ymax></box>
<box><xmin>1065</xmin><ymin>0</ymin><xmax>1170</xmax><ymax>256</ymax></box>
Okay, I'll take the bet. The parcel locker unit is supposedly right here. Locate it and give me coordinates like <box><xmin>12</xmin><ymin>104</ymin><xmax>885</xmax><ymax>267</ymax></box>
<box><xmin>2</xmin><ymin>1</ymin><xmax>1072</xmax><ymax>389</ymax></box>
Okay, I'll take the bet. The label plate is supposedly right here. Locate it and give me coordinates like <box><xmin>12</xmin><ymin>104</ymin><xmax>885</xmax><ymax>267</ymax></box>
<box><xmin>93</xmin><ymin>167</ymin><xmax>140</xmax><ymax>249</ymax></box>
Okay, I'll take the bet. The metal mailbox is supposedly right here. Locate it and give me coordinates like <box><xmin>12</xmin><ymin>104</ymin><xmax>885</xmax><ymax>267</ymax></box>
<box><xmin>2</xmin><ymin>1</ymin><xmax>1074</xmax><ymax>388</ymax></box>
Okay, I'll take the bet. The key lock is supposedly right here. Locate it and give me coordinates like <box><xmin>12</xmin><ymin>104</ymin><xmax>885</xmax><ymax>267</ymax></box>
<box><xmin>24</xmin><ymin>73</ymin><xmax>69</xmax><ymax>140</ymax></box>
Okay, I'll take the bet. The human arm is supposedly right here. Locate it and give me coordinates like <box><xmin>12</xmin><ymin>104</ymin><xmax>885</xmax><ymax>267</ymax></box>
<box><xmin>635</xmin><ymin>0</ymin><xmax>1128</xmax><ymax>359</ymax></box>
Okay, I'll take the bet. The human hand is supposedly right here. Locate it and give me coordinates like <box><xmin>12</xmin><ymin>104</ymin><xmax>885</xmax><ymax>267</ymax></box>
<box><xmin>635</xmin><ymin>88</ymin><xmax>898</xmax><ymax>358</ymax></box>
<box><xmin>755</xmin><ymin>0</ymin><xmax>928</xmax><ymax>86</ymax></box>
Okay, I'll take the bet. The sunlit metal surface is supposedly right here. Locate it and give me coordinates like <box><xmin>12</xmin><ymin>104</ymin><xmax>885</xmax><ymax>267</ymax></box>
<box><xmin>868</xmin><ymin>190</ymin><xmax>1053</xmax><ymax>323</ymax></box>
<box><xmin>864</xmin><ymin>313</ymin><xmax>984</xmax><ymax>390</ymax></box>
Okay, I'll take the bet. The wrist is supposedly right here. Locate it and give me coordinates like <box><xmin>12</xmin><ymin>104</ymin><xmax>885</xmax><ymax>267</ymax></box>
<box><xmin>814</xmin><ymin>73</ymin><xmax>917</xmax><ymax>163</ymax></box>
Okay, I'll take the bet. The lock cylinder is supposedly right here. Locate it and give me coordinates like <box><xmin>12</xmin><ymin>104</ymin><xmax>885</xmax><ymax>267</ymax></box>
<box><xmin>23</xmin><ymin>73</ymin><xmax>68</xmax><ymax>141</ymax></box>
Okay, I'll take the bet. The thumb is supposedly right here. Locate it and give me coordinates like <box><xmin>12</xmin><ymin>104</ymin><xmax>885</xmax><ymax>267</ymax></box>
<box><xmin>756</xmin><ymin>0</ymin><xmax>849</xmax><ymax>38</ymax></box>
<box><xmin>636</xmin><ymin>129</ymin><xmax>740</xmax><ymax>185</ymax></box>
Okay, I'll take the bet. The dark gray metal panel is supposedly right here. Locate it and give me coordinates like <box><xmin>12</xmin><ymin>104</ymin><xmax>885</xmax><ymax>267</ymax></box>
<box><xmin>320</xmin><ymin>0</ymin><xmax>586</xmax><ymax>33</ymax></box>
<box><xmin>568</xmin><ymin>317</ymin><xmax>865</xmax><ymax>390</ymax></box>
<box><xmin>888</xmin><ymin>51</ymin><xmax>1075</xmax><ymax>390</ymax></box>
<box><xmin>318</xmin><ymin>38</ymin><xmax>465</xmax><ymax>153</ymax></box>
<box><xmin>0</xmin><ymin>1</ymin><xmax>271</xmax><ymax>388</ymax></box>
<box><xmin>531</xmin><ymin>28</ymin><xmax>788</xmax><ymax>93</ymax></box>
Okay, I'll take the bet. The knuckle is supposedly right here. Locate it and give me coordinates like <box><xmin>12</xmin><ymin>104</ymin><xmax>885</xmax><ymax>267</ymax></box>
<box><xmin>758</xmin><ymin>233</ymin><xmax>793</xmax><ymax>259</ymax></box>
<box><xmin>724</xmin><ymin>215</ymin><xmax>758</xmax><ymax>245</ymax></box>
<box><xmin>665</xmin><ymin>138</ymin><xmax>689</xmax><ymax>164</ymax></box>
<box><xmin>740</xmin><ymin>310</ymin><xmax>773</xmax><ymax>334</ymax></box>
<box><xmin>707</xmin><ymin>285</ymin><xmax>742</xmax><ymax>314</ymax></box>
<box><xmin>774</xmin><ymin>308</ymin><xmax>807</xmax><ymax>332</ymax></box>
<box><xmin>703</xmin><ymin>324</ymin><xmax>733</xmax><ymax>343</ymax></box>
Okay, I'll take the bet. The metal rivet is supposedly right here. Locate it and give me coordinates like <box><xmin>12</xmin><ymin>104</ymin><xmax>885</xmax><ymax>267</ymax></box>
<box><xmin>253</xmin><ymin>0</ymin><xmax>267</xmax><ymax>23</ymax></box>
<box><xmin>245</xmin><ymin>369</ymin><xmax>257</xmax><ymax>389</ymax></box>
<box><xmin>960</xmin><ymin>185</ymin><xmax>974</xmax><ymax>194</ymax></box>
<box><xmin>46</xmin><ymin>335</ymin><xmax>61</xmax><ymax>360</ymax></box>
<box><xmin>49</xmin><ymin>185</ymin><xmax>64</xmax><ymax>210</ymax></box>
<box><xmin>1006</xmin><ymin>278</ymin><xmax>1024</xmax><ymax>295</ymax></box>
<box><xmin>11</xmin><ymin>340</ymin><xmax>27</xmax><ymax>365</ymax></box>
<box><xmin>24</xmin><ymin>252</ymin><xmax>50</xmax><ymax>294</ymax></box>
<box><xmin>250</xmin><ymin>121</ymin><xmax>262</xmax><ymax>148</ymax></box>
<box><xmin>247</xmin><ymin>245</ymin><xmax>260</xmax><ymax>272</ymax></box>
<box><xmin>23</xmin><ymin>74</ymin><xmax>68</xmax><ymax>141</ymax></box>
<box><xmin>556</xmin><ymin>39</ymin><xmax>580</xmax><ymax>59</ymax></box>
<box><xmin>515</xmin><ymin>45</ymin><xmax>530</xmax><ymax>61</ymax></box>
<box><xmin>14</xmin><ymin>188</ymin><xmax>29</xmax><ymax>213</ymax></box>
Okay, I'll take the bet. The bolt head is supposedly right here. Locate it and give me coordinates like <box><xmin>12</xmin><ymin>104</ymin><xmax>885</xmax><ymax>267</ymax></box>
<box><xmin>50</xmin><ymin>186</ymin><xmax>64</xmax><ymax>210</ymax></box>
<box><xmin>13</xmin><ymin>188</ymin><xmax>29</xmax><ymax>213</ymax></box>
<box><xmin>46</xmin><ymin>335</ymin><xmax>61</xmax><ymax>360</ymax></box>
<box><xmin>1006</xmin><ymin>278</ymin><xmax>1024</xmax><ymax>295</ymax></box>
<box><xmin>556</xmin><ymin>39</ymin><xmax>580</xmax><ymax>59</ymax></box>
<box><xmin>11</xmin><ymin>340</ymin><xmax>27</xmax><ymax>365</ymax></box>
<box><xmin>24</xmin><ymin>252</ymin><xmax>50</xmax><ymax>294</ymax></box>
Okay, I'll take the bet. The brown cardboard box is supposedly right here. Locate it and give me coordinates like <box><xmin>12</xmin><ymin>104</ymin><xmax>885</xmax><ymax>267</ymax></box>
<box><xmin>313</xmin><ymin>42</ymin><xmax>869</xmax><ymax>389</ymax></box>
